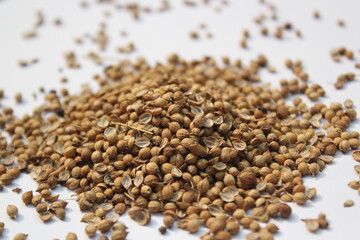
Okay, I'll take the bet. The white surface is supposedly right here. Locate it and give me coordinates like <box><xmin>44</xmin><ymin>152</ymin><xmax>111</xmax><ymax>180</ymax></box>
<box><xmin>0</xmin><ymin>0</ymin><xmax>360</xmax><ymax>239</ymax></box>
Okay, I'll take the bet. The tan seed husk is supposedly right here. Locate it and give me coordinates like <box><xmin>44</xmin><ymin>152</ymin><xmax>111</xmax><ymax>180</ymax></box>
<box><xmin>352</xmin><ymin>150</ymin><xmax>360</xmax><ymax>162</ymax></box>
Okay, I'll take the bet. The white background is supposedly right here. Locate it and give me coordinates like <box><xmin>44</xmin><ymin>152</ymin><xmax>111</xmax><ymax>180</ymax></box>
<box><xmin>0</xmin><ymin>0</ymin><xmax>359</xmax><ymax>239</ymax></box>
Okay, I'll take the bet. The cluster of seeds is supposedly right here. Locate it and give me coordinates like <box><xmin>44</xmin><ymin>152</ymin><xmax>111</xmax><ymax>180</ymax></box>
<box><xmin>330</xmin><ymin>47</ymin><xmax>354</xmax><ymax>62</ymax></box>
<box><xmin>0</xmin><ymin>53</ymin><xmax>359</xmax><ymax>239</ymax></box>
<box><xmin>334</xmin><ymin>72</ymin><xmax>356</xmax><ymax>89</ymax></box>
<box><xmin>117</xmin><ymin>42</ymin><xmax>136</xmax><ymax>54</ymax></box>
<box><xmin>189</xmin><ymin>24</ymin><xmax>213</xmax><ymax>40</ymax></box>
<box><xmin>18</xmin><ymin>58</ymin><xmax>39</xmax><ymax>68</ymax></box>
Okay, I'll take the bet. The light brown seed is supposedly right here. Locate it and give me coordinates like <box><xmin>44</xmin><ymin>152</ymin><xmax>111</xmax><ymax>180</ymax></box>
<box><xmin>305</xmin><ymin>219</ymin><xmax>319</xmax><ymax>232</ymax></box>
<box><xmin>111</xmin><ymin>229</ymin><xmax>128</xmax><ymax>240</ymax></box>
<box><xmin>352</xmin><ymin>150</ymin><xmax>360</xmax><ymax>162</ymax></box>
<box><xmin>65</xmin><ymin>233</ymin><xmax>77</xmax><ymax>240</ymax></box>
<box><xmin>7</xmin><ymin>205</ymin><xmax>18</xmax><ymax>219</ymax></box>
<box><xmin>22</xmin><ymin>191</ymin><xmax>33</xmax><ymax>205</ymax></box>
<box><xmin>13</xmin><ymin>233</ymin><xmax>28</xmax><ymax>240</ymax></box>
<box><xmin>344</xmin><ymin>200</ymin><xmax>354</xmax><ymax>207</ymax></box>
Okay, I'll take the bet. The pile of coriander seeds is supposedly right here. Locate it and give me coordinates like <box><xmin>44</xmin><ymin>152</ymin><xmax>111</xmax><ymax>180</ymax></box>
<box><xmin>0</xmin><ymin>54</ymin><xmax>359</xmax><ymax>240</ymax></box>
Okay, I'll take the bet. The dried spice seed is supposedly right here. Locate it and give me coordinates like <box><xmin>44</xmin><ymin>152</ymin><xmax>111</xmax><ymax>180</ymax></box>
<box><xmin>305</xmin><ymin>219</ymin><xmax>319</xmax><ymax>232</ymax></box>
<box><xmin>348</xmin><ymin>180</ymin><xmax>360</xmax><ymax>190</ymax></box>
<box><xmin>13</xmin><ymin>233</ymin><xmax>28</xmax><ymax>240</ymax></box>
<box><xmin>85</xmin><ymin>225</ymin><xmax>97</xmax><ymax>237</ymax></box>
<box><xmin>189</xmin><ymin>31</ymin><xmax>199</xmax><ymax>39</ymax></box>
<box><xmin>352</xmin><ymin>150</ymin><xmax>360</xmax><ymax>162</ymax></box>
<box><xmin>111</xmin><ymin>229</ymin><xmax>128</xmax><ymax>240</ymax></box>
<box><xmin>343</xmin><ymin>200</ymin><xmax>354</xmax><ymax>207</ymax></box>
<box><xmin>39</xmin><ymin>211</ymin><xmax>53</xmax><ymax>222</ymax></box>
<box><xmin>158</xmin><ymin>226</ymin><xmax>167</xmax><ymax>235</ymax></box>
<box><xmin>7</xmin><ymin>205</ymin><xmax>18</xmax><ymax>219</ymax></box>
<box><xmin>0</xmin><ymin>222</ymin><xmax>4</xmax><ymax>236</ymax></box>
<box><xmin>65</xmin><ymin>233</ymin><xmax>77</xmax><ymax>240</ymax></box>
<box><xmin>278</xmin><ymin>203</ymin><xmax>292</xmax><ymax>218</ymax></box>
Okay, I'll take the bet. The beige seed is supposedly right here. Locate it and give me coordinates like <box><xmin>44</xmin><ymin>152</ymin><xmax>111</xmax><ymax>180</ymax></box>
<box><xmin>352</xmin><ymin>150</ymin><xmax>360</xmax><ymax>162</ymax></box>
<box><xmin>54</xmin><ymin>208</ymin><xmax>66</xmax><ymax>220</ymax></box>
<box><xmin>65</xmin><ymin>233</ymin><xmax>77</xmax><ymax>240</ymax></box>
<box><xmin>39</xmin><ymin>211</ymin><xmax>53</xmax><ymax>222</ymax></box>
<box><xmin>266</xmin><ymin>223</ymin><xmax>279</xmax><ymax>234</ymax></box>
<box><xmin>98</xmin><ymin>219</ymin><xmax>113</xmax><ymax>233</ymax></box>
<box><xmin>7</xmin><ymin>205</ymin><xmax>18</xmax><ymax>219</ymax></box>
<box><xmin>13</xmin><ymin>233</ymin><xmax>28</xmax><ymax>240</ymax></box>
<box><xmin>113</xmin><ymin>222</ymin><xmax>127</xmax><ymax>231</ymax></box>
<box><xmin>163</xmin><ymin>215</ymin><xmax>175</xmax><ymax>228</ymax></box>
<box><xmin>344</xmin><ymin>200</ymin><xmax>354</xmax><ymax>207</ymax></box>
<box><xmin>348</xmin><ymin>180</ymin><xmax>360</xmax><ymax>190</ymax></box>
<box><xmin>305</xmin><ymin>219</ymin><xmax>319</xmax><ymax>232</ymax></box>
<box><xmin>111</xmin><ymin>229</ymin><xmax>128</xmax><ymax>240</ymax></box>
<box><xmin>14</xmin><ymin>93</ymin><xmax>22</xmax><ymax>104</ymax></box>
<box><xmin>22</xmin><ymin>191</ymin><xmax>33</xmax><ymax>205</ymax></box>
<box><xmin>293</xmin><ymin>192</ymin><xmax>307</xmax><ymax>205</ymax></box>
<box><xmin>0</xmin><ymin>222</ymin><xmax>4</xmax><ymax>236</ymax></box>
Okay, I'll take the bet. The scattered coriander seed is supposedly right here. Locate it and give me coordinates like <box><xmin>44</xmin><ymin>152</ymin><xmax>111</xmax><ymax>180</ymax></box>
<box><xmin>98</xmin><ymin>219</ymin><xmax>113</xmax><ymax>233</ymax></box>
<box><xmin>111</xmin><ymin>229</ymin><xmax>128</xmax><ymax>240</ymax></box>
<box><xmin>265</xmin><ymin>223</ymin><xmax>279</xmax><ymax>234</ymax></box>
<box><xmin>189</xmin><ymin>31</ymin><xmax>198</xmax><ymax>39</ymax></box>
<box><xmin>64</xmin><ymin>51</ymin><xmax>80</xmax><ymax>68</ymax></box>
<box><xmin>12</xmin><ymin>187</ymin><xmax>22</xmax><ymax>194</ymax></box>
<box><xmin>199</xmin><ymin>23</ymin><xmax>207</xmax><ymax>29</ymax></box>
<box><xmin>7</xmin><ymin>205</ymin><xmax>18</xmax><ymax>219</ymax></box>
<box><xmin>313</xmin><ymin>10</ymin><xmax>320</xmax><ymax>19</ymax></box>
<box><xmin>14</xmin><ymin>93</ymin><xmax>22</xmax><ymax>104</ymax></box>
<box><xmin>22</xmin><ymin>30</ymin><xmax>37</xmax><ymax>39</ymax></box>
<box><xmin>337</xmin><ymin>19</ymin><xmax>345</xmax><ymax>27</ymax></box>
<box><xmin>240</xmin><ymin>38</ymin><xmax>247</xmax><ymax>48</ymax></box>
<box><xmin>60</xmin><ymin>77</ymin><xmax>68</xmax><ymax>83</ymax></box>
<box><xmin>39</xmin><ymin>211</ymin><xmax>53</xmax><ymax>222</ymax></box>
<box><xmin>13</xmin><ymin>233</ymin><xmax>28</xmax><ymax>240</ymax></box>
<box><xmin>344</xmin><ymin>200</ymin><xmax>354</xmax><ymax>207</ymax></box>
<box><xmin>348</xmin><ymin>180</ymin><xmax>360</xmax><ymax>190</ymax></box>
<box><xmin>0</xmin><ymin>222</ymin><xmax>4</xmax><ymax>236</ymax></box>
<box><xmin>85</xmin><ymin>225</ymin><xmax>97</xmax><ymax>238</ymax></box>
<box><xmin>305</xmin><ymin>219</ymin><xmax>319</xmax><ymax>232</ymax></box>
<box><xmin>54</xmin><ymin>208</ymin><xmax>66</xmax><ymax>220</ymax></box>
<box><xmin>158</xmin><ymin>226</ymin><xmax>167</xmax><ymax>235</ymax></box>
<box><xmin>260</xmin><ymin>27</ymin><xmax>268</xmax><ymax>36</ymax></box>
<box><xmin>54</xmin><ymin>18</ymin><xmax>62</xmax><ymax>26</ymax></box>
<box><xmin>352</xmin><ymin>150</ymin><xmax>360</xmax><ymax>162</ymax></box>
<box><xmin>65</xmin><ymin>233</ymin><xmax>77</xmax><ymax>240</ymax></box>
<box><xmin>206</xmin><ymin>32</ymin><xmax>213</xmax><ymax>38</ymax></box>
<box><xmin>117</xmin><ymin>42</ymin><xmax>135</xmax><ymax>54</ymax></box>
